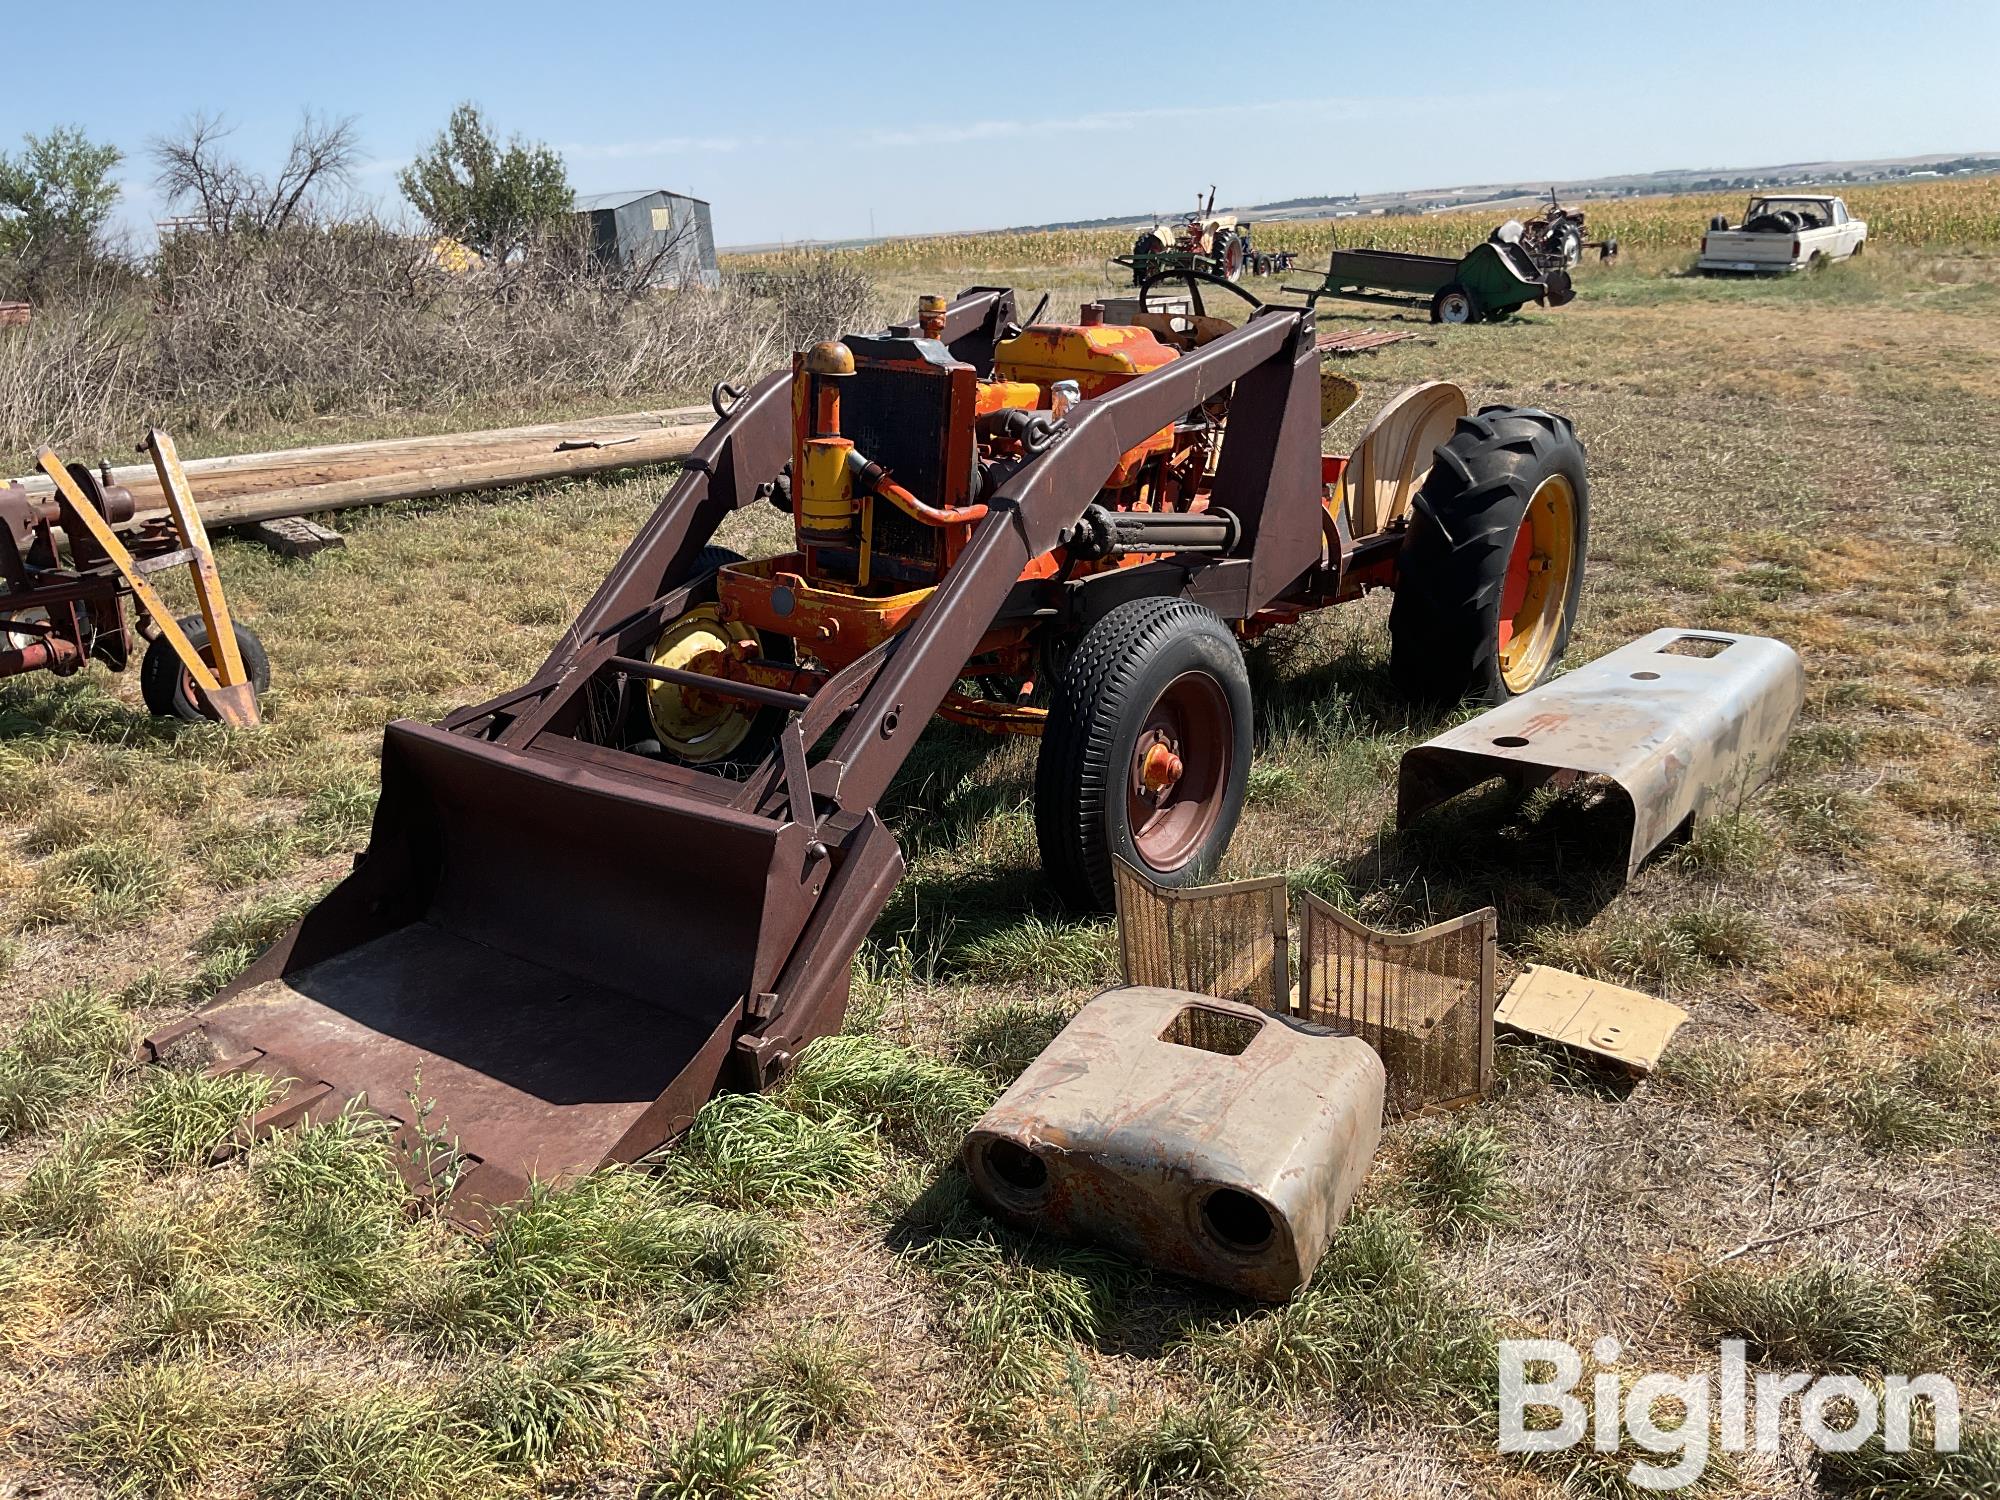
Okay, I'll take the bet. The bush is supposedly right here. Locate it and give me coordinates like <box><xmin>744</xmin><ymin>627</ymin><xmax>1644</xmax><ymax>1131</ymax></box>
<box><xmin>4</xmin><ymin>221</ymin><xmax>875</xmax><ymax>465</ymax></box>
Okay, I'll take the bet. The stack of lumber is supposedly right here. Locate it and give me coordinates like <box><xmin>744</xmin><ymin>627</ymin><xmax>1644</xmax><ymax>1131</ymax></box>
<box><xmin>9</xmin><ymin>404</ymin><xmax>716</xmax><ymax>527</ymax></box>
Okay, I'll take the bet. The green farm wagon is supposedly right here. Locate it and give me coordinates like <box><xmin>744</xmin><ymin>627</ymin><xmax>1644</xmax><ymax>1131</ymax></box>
<box><xmin>1288</xmin><ymin>231</ymin><xmax>1575</xmax><ymax>324</ymax></box>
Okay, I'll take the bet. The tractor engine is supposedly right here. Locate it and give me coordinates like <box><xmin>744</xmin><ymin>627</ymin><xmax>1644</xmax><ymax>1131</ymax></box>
<box><xmin>715</xmin><ymin>297</ymin><xmax>1226</xmax><ymax>672</ymax></box>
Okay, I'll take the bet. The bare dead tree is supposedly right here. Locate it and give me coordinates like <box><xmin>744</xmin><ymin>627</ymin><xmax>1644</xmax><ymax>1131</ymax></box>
<box><xmin>150</xmin><ymin>110</ymin><xmax>359</xmax><ymax>234</ymax></box>
<box><xmin>264</xmin><ymin>112</ymin><xmax>359</xmax><ymax>230</ymax></box>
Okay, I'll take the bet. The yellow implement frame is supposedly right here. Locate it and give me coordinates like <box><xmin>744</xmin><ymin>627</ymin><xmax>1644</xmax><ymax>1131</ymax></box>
<box><xmin>34</xmin><ymin>432</ymin><xmax>262</xmax><ymax>727</ymax></box>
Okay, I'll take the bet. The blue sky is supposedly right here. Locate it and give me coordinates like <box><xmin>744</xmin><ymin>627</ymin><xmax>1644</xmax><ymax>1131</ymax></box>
<box><xmin>7</xmin><ymin>0</ymin><xmax>1996</xmax><ymax>247</ymax></box>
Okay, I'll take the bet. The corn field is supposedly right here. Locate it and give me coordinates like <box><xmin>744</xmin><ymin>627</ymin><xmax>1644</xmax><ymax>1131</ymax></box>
<box><xmin>725</xmin><ymin>175</ymin><xmax>2000</xmax><ymax>275</ymax></box>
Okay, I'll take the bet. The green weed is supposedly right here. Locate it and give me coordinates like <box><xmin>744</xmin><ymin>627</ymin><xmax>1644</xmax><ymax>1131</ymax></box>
<box><xmin>640</xmin><ymin>1411</ymin><xmax>790</xmax><ymax>1500</ymax></box>
<box><xmin>0</xmin><ymin>987</ymin><xmax>130</xmax><ymax>1138</ymax></box>
<box><xmin>1405</xmin><ymin>1121</ymin><xmax>1518</xmax><ymax>1239</ymax></box>
<box><xmin>1188</xmin><ymin>1208</ymin><xmax>1495</xmax><ymax>1413</ymax></box>
<box><xmin>781</xmin><ymin>1034</ymin><xmax>992</xmax><ymax>1157</ymax></box>
<box><xmin>663</xmin><ymin>1092</ymin><xmax>880</xmax><ymax>1210</ymax></box>
<box><xmin>1681</xmin><ymin>1261</ymin><xmax>1931</xmax><ymax>1370</ymax></box>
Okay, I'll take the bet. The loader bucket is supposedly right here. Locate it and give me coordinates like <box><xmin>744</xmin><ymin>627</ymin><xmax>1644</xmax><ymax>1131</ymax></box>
<box><xmin>145</xmin><ymin>719</ymin><xmax>842</xmax><ymax>1220</ymax></box>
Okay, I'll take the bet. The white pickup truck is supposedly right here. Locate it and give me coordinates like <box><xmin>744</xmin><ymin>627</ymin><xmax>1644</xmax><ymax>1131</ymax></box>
<box><xmin>1696</xmin><ymin>195</ymin><xmax>1867</xmax><ymax>274</ymax></box>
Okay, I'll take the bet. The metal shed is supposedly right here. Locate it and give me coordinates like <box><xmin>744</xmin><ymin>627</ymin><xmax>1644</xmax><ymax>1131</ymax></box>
<box><xmin>571</xmin><ymin>189</ymin><xmax>720</xmax><ymax>289</ymax></box>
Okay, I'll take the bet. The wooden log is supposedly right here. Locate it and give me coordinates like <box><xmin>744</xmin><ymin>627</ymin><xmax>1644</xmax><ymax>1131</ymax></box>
<box><xmin>186</xmin><ymin>421</ymin><xmax>711</xmax><ymax>526</ymax></box>
<box><xmin>9</xmin><ymin>403</ymin><xmax>714</xmax><ymax>510</ymax></box>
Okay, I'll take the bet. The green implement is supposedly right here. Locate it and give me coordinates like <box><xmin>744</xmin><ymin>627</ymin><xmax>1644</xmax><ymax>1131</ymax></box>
<box><xmin>1286</xmin><ymin>232</ymin><xmax>1575</xmax><ymax>324</ymax></box>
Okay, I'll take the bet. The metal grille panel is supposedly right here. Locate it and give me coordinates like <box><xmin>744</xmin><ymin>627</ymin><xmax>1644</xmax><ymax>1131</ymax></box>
<box><xmin>1298</xmin><ymin>897</ymin><xmax>1495</xmax><ymax>1117</ymax></box>
<box><xmin>1113</xmin><ymin>857</ymin><xmax>1290</xmax><ymax>1015</ymax></box>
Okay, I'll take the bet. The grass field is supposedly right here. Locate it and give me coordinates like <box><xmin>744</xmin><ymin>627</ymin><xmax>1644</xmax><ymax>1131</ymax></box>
<box><xmin>2</xmin><ymin>191</ymin><xmax>1998</xmax><ymax>1498</ymax></box>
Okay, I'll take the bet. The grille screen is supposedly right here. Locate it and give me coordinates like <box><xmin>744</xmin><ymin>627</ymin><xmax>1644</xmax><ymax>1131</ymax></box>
<box><xmin>1298</xmin><ymin>896</ymin><xmax>1494</xmax><ymax>1117</ymax></box>
<box><xmin>1114</xmin><ymin>857</ymin><xmax>1290</xmax><ymax>1015</ymax></box>
<box><xmin>844</xmin><ymin>365</ymin><xmax>952</xmax><ymax>504</ymax></box>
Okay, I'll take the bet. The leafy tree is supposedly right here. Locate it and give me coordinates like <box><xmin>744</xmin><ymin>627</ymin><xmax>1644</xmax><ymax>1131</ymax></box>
<box><xmin>0</xmin><ymin>125</ymin><xmax>123</xmax><ymax>285</ymax></box>
<box><xmin>398</xmin><ymin>104</ymin><xmax>571</xmax><ymax>259</ymax></box>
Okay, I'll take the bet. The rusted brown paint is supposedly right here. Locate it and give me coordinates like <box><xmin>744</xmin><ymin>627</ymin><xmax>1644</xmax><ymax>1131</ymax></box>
<box><xmin>965</xmin><ymin>986</ymin><xmax>1384</xmax><ymax>1301</ymax></box>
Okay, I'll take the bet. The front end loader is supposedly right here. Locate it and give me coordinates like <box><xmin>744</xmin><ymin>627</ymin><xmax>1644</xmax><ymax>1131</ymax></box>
<box><xmin>147</xmin><ymin>288</ymin><xmax>1588</xmax><ymax>1219</ymax></box>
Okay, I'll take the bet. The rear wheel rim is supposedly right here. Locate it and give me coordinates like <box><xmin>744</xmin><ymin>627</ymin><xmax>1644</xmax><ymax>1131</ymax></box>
<box><xmin>1127</xmin><ymin>670</ymin><xmax>1231</xmax><ymax>873</ymax></box>
<box><xmin>1496</xmin><ymin>473</ymin><xmax>1577</xmax><ymax>693</ymax></box>
<box><xmin>1441</xmin><ymin>292</ymin><xmax>1473</xmax><ymax>323</ymax></box>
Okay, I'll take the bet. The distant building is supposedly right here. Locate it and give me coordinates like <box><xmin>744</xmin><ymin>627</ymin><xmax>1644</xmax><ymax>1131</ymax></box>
<box><xmin>571</xmin><ymin>190</ymin><xmax>720</xmax><ymax>289</ymax></box>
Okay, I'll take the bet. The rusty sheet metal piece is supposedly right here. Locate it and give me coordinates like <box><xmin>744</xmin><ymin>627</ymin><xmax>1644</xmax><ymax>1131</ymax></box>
<box><xmin>965</xmin><ymin>986</ymin><xmax>1384</xmax><ymax>1301</ymax></box>
<box><xmin>1113</xmin><ymin>856</ymin><xmax>1289</xmax><ymax>1014</ymax></box>
<box><xmin>1299</xmin><ymin>896</ymin><xmax>1495</xmax><ymax>1117</ymax></box>
<box><xmin>1496</xmin><ymin>965</ymin><xmax>1688</xmax><ymax>1076</ymax></box>
<box><xmin>1397</xmin><ymin>629</ymin><xmax>1805</xmax><ymax>878</ymax></box>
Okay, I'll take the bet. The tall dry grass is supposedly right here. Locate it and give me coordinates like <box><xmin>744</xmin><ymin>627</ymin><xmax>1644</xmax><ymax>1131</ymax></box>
<box><xmin>0</xmin><ymin>225</ymin><xmax>876</xmax><ymax>468</ymax></box>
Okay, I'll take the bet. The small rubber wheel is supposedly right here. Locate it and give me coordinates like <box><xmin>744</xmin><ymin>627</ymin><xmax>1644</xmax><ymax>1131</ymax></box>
<box><xmin>1389</xmin><ymin>407</ymin><xmax>1589</xmax><ymax>706</ymax></box>
<box><xmin>1035</xmin><ymin>597</ymin><xmax>1252</xmax><ymax>911</ymax></box>
<box><xmin>140</xmin><ymin>614</ymin><xmax>271</xmax><ymax>721</ymax></box>
<box><xmin>1431</xmin><ymin>284</ymin><xmax>1478</xmax><ymax>324</ymax></box>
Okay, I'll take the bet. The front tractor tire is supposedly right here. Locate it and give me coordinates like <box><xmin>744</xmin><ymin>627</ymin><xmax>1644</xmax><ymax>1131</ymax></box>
<box><xmin>1388</xmin><ymin>407</ymin><xmax>1589</xmax><ymax>707</ymax></box>
<box><xmin>1036</xmin><ymin>597</ymin><xmax>1253</xmax><ymax>912</ymax></box>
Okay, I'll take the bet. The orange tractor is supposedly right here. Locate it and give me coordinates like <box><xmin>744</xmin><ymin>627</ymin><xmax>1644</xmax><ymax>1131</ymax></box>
<box><xmin>149</xmin><ymin>288</ymin><xmax>1587</xmax><ymax>1216</ymax></box>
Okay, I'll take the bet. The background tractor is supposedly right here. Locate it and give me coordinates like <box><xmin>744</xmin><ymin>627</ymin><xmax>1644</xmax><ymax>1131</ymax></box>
<box><xmin>1127</xmin><ymin>185</ymin><xmax>1248</xmax><ymax>285</ymax></box>
<box><xmin>149</xmin><ymin>288</ymin><xmax>1589</xmax><ymax>1218</ymax></box>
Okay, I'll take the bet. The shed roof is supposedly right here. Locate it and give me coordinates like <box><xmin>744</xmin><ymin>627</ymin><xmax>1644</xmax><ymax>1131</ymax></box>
<box><xmin>572</xmin><ymin>189</ymin><xmax>711</xmax><ymax>212</ymax></box>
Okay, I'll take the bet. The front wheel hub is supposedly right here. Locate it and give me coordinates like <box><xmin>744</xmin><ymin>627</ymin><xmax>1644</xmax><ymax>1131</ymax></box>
<box><xmin>1137</xmin><ymin>737</ymin><xmax>1184</xmax><ymax>800</ymax></box>
<box><xmin>1126</xmin><ymin>671</ymin><xmax>1230</xmax><ymax>872</ymax></box>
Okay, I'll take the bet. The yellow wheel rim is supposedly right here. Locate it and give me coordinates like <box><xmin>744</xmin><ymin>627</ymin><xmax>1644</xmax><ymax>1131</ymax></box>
<box><xmin>1497</xmin><ymin>473</ymin><xmax>1577</xmax><ymax>695</ymax></box>
<box><xmin>647</xmin><ymin>604</ymin><xmax>759</xmax><ymax>761</ymax></box>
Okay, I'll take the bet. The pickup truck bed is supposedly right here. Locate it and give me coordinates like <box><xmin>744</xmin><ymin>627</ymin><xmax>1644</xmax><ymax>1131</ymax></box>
<box><xmin>1696</xmin><ymin>196</ymin><xmax>1867</xmax><ymax>275</ymax></box>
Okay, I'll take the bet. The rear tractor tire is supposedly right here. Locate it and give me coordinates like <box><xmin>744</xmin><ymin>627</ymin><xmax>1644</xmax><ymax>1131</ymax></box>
<box><xmin>140</xmin><ymin>614</ymin><xmax>271</xmax><ymax>722</ymax></box>
<box><xmin>1388</xmin><ymin>407</ymin><xmax>1589</xmax><ymax>707</ymax></box>
<box><xmin>1035</xmin><ymin>597</ymin><xmax>1252</xmax><ymax>911</ymax></box>
<box><xmin>1212</xmin><ymin>228</ymin><xmax>1244</xmax><ymax>282</ymax></box>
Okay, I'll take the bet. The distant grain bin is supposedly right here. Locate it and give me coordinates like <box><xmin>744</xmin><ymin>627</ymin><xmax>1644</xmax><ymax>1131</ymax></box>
<box><xmin>571</xmin><ymin>190</ymin><xmax>720</xmax><ymax>289</ymax></box>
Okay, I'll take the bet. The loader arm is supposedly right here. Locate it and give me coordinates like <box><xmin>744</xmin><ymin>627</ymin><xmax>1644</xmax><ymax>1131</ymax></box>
<box><xmin>144</xmin><ymin>289</ymin><xmax>1327</xmax><ymax>1221</ymax></box>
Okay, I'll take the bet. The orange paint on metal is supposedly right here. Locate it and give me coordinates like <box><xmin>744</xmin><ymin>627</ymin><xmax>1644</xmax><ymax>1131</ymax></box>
<box><xmin>717</xmin><ymin>556</ymin><xmax>935</xmax><ymax>669</ymax></box>
<box><xmin>1497</xmin><ymin>520</ymin><xmax>1534</xmax><ymax>651</ymax></box>
<box><xmin>938</xmin><ymin>691</ymin><xmax>1048</xmax><ymax>737</ymax></box>
<box><xmin>976</xmin><ymin>379</ymin><xmax>1042</xmax><ymax>416</ymax></box>
<box><xmin>994</xmin><ymin>322</ymin><xmax>1179</xmax><ymax>397</ymax></box>
<box><xmin>1139</xmin><ymin>744</ymin><xmax>1184</xmax><ymax>794</ymax></box>
<box><xmin>994</xmin><ymin>323</ymin><xmax>1180</xmax><ymax>485</ymax></box>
